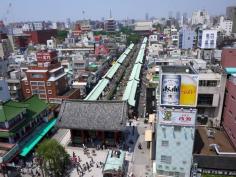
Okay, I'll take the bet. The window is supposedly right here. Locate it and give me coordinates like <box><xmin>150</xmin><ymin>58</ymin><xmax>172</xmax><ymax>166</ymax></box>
<box><xmin>199</xmin><ymin>80</ymin><xmax>218</xmax><ymax>87</ymax></box>
<box><xmin>161</xmin><ymin>140</ymin><xmax>169</xmax><ymax>147</ymax></box>
<box><xmin>26</xmin><ymin>89</ymin><xmax>30</xmax><ymax>93</ymax></box>
<box><xmin>210</xmin><ymin>33</ymin><xmax>215</xmax><ymax>39</ymax></box>
<box><xmin>38</xmin><ymin>90</ymin><xmax>46</xmax><ymax>94</ymax></box>
<box><xmin>32</xmin><ymin>90</ymin><xmax>38</xmax><ymax>94</ymax></box>
<box><xmin>31</xmin><ymin>73</ymin><xmax>44</xmax><ymax>78</ymax></box>
<box><xmin>25</xmin><ymin>81</ymin><xmax>28</xmax><ymax>85</ymax></box>
<box><xmin>38</xmin><ymin>82</ymin><xmax>44</xmax><ymax>86</ymax></box>
<box><xmin>174</xmin><ymin>126</ymin><xmax>181</xmax><ymax>131</ymax></box>
<box><xmin>160</xmin><ymin>155</ymin><xmax>172</xmax><ymax>164</ymax></box>
<box><xmin>206</xmin><ymin>34</ymin><xmax>209</xmax><ymax>39</ymax></box>
<box><xmin>48</xmin><ymin>90</ymin><xmax>52</xmax><ymax>94</ymax></box>
<box><xmin>197</xmin><ymin>94</ymin><xmax>213</xmax><ymax>105</ymax></box>
<box><xmin>31</xmin><ymin>81</ymin><xmax>37</xmax><ymax>86</ymax></box>
<box><xmin>47</xmin><ymin>82</ymin><xmax>51</xmax><ymax>86</ymax></box>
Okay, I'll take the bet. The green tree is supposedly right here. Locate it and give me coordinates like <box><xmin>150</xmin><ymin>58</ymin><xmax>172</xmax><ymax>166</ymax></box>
<box><xmin>36</xmin><ymin>139</ymin><xmax>70</xmax><ymax>177</ymax></box>
<box><xmin>56</xmin><ymin>30</ymin><xmax>68</xmax><ymax>43</ymax></box>
<box><xmin>127</xmin><ymin>33</ymin><xmax>141</xmax><ymax>44</ymax></box>
<box><xmin>120</xmin><ymin>26</ymin><xmax>133</xmax><ymax>35</ymax></box>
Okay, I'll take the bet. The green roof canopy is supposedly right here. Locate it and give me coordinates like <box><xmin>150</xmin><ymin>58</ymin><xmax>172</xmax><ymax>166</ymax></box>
<box><xmin>20</xmin><ymin>118</ymin><xmax>57</xmax><ymax>157</ymax></box>
<box><xmin>225</xmin><ymin>67</ymin><xmax>236</xmax><ymax>74</ymax></box>
<box><xmin>84</xmin><ymin>78</ymin><xmax>109</xmax><ymax>100</ymax></box>
<box><xmin>0</xmin><ymin>104</ymin><xmax>26</xmax><ymax>122</ymax></box>
<box><xmin>122</xmin><ymin>80</ymin><xmax>139</xmax><ymax>106</ymax></box>
<box><xmin>103</xmin><ymin>63</ymin><xmax>121</xmax><ymax>79</ymax></box>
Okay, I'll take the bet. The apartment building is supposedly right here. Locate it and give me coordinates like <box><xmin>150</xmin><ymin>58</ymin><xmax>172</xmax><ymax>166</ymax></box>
<box><xmin>192</xmin><ymin>59</ymin><xmax>227</xmax><ymax>128</ymax></box>
<box><xmin>179</xmin><ymin>26</ymin><xmax>195</xmax><ymax>50</ymax></box>
<box><xmin>21</xmin><ymin>50</ymin><xmax>80</xmax><ymax>102</ymax></box>
<box><xmin>198</xmin><ymin>29</ymin><xmax>217</xmax><ymax>49</ymax></box>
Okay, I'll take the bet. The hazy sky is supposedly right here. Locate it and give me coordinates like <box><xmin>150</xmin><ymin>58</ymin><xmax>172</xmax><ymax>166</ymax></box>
<box><xmin>0</xmin><ymin>0</ymin><xmax>236</xmax><ymax>22</ymax></box>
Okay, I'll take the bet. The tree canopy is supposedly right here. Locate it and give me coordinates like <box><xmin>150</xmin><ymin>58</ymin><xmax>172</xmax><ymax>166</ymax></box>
<box><xmin>56</xmin><ymin>30</ymin><xmax>68</xmax><ymax>43</ymax></box>
<box><xmin>36</xmin><ymin>139</ymin><xmax>70</xmax><ymax>177</ymax></box>
<box><xmin>127</xmin><ymin>33</ymin><xmax>141</xmax><ymax>44</ymax></box>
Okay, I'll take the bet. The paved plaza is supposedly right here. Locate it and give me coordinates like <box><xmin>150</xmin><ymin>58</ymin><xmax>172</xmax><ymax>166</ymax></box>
<box><xmin>66</xmin><ymin>146</ymin><xmax>108</xmax><ymax>177</ymax></box>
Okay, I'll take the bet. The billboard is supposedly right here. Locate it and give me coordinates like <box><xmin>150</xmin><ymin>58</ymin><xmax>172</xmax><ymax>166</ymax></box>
<box><xmin>159</xmin><ymin>107</ymin><xmax>196</xmax><ymax>126</ymax></box>
<box><xmin>160</xmin><ymin>74</ymin><xmax>198</xmax><ymax>107</ymax></box>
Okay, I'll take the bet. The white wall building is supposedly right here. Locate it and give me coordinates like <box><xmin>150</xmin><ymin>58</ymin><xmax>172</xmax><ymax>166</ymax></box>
<box><xmin>198</xmin><ymin>29</ymin><xmax>217</xmax><ymax>49</ymax></box>
<box><xmin>191</xmin><ymin>10</ymin><xmax>210</xmax><ymax>26</ymax></box>
<box><xmin>216</xmin><ymin>16</ymin><xmax>233</xmax><ymax>36</ymax></box>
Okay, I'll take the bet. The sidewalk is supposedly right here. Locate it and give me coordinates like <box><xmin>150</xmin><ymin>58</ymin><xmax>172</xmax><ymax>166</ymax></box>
<box><xmin>132</xmin><ymin>119</ymin><xmax>153</xmax><ymax>177</ymax></box>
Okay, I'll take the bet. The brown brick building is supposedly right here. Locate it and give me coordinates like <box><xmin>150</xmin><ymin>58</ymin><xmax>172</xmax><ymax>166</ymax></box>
<box><xmin>21</xmin><ymin>50</ymin><xmax>80</xmax><ymax>102</ymax></box>
<box><xmin>24</xmin><ymin>29</ymin><xmax>57</xmax><ymax>44</ymax></box>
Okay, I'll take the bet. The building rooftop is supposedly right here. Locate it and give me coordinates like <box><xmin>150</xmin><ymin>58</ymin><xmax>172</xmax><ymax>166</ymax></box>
<box><xmin>103</xmin><ymin>150</ymin><xmax>125</xmax><ymax>173</ymax></box>
<box><xmin>0</xmin><ymin>103</ymin><xmax>26</xmax><ymax>122</ymax></box>
<box><xmin>56</xmin><ymin>100</ymin><xmax>127</xmax><ymax>131</ymax></box>
<box><xmin>0</xmin><ymin>95</ymin><xmax>48</xmax><ymax>133</ymax></box>
<box><xmin>193</xmin><ymin>127</ymin><xmax>235</xmax><ymax>156</ymax></box>
<box><xmin>161</xmin><ymin>65</ymin><xmax>196</xmax><ymax>74</ymax></box>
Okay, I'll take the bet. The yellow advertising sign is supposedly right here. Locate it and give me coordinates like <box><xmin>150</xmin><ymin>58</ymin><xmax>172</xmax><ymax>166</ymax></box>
<box><xmin>160</xmin><ymin>74</ymin><xmax>198</xmax><ymax>107</ymax></box>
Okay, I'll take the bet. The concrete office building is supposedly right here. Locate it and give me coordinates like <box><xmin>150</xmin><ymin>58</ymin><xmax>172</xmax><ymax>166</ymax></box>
<box><xmin>155</xmin><ymin>65</ymin><xmax>198</xmax><ymax>177</ymax></box>
<box><xmin>226</xmin><ymin>6</ymin><xmax>236</xmax><ymax>34</ymax></box>
<box><xmin>192</xmin><ymin>59</ymin><xmax>227</xmax><ymax>128</ymax></box>
<box><xmin>191</xmin><ymin>10</ymin><xmax>210</xmax><ymax>26</ymax></box>
<box><xmin>179</xmin><ymin>26</ymin><xmax>195</xmax><ymax>50</ymax></box>
<box><xmin>216</xmin><ymin>16</ymin><xmax>233</xmax><ymax>36</ymax></box>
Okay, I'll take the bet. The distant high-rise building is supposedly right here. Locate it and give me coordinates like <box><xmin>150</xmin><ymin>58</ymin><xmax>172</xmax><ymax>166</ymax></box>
<box><xmin>191</xmin><ymin>10</ymin><xmax>210</xmax><ymax>26</ymax></box>
<box><xmin>176</xmin><ymin>11</ymin><xmax>181</xmax><ymax>21</ymax></box>
<box><xmin>183</xmin><ymin>12</ymin><xmax>188</xmax><ymax>25</ymax></box>
<box><xmin>145</xmin><ymin>13</ymin><xmax>149</xmax><ymax>21</ymax></box>
<box><xmin>216</xmin><ymin>16</ymin><xmax>233</xmax><ymax>36</ymax></box>
<box><xmin>226</xmin><ymin>6</ymin><xmax>236</xmax><ymax>33</ymax></box>
<box><xmin>168</xmin><ymin>11</ymin><xmax>173</xmax><ymax>18</ymax></box>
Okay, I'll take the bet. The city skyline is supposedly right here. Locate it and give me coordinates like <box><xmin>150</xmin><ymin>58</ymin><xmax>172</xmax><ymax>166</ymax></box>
<box><xmin>0</xmin><ymin>0</ymin><xmax>236</xmax><ymax>22</ymax></box>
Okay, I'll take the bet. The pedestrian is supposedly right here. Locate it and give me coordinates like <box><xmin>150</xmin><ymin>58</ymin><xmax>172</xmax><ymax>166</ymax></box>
<box><xmin>76</xmin><ymin>165</ymin><xmax>79</xmax><ymax>172</ymax></box>
<box><xmin>138</xmin><ymin>143</ymin><xmax>142</xmax><ymax>149</ymax></box>
<box><xmin>31</xmin><ymin>169</ymin><xmax>34</xmax><ymax>176</ymax></box>
<box><xmin>129</xmin><ymin>121</ymin><xmax>132</xmax><ymax>126</ymax></box>
<box><xmin>128</xmin><ymin>147</ymin><xmax>131</xmax><ymax>153</ymax></box>
<box><xmin>132</xmin><ymin>125</ymin><xmax>135</xmax><ymax>135</ymax></box>
<box><xmin>86</xmin><ymin>162</ymin><xmax>90</xmax><ymax>170</ymax></box>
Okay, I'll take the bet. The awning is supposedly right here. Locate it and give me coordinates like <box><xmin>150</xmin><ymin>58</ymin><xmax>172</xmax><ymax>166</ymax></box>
<box><xmin>225</xmin><ymin>67</ymin><xmax>236</xmax><ymax>74</ymax></box>
<box><xmin>145</xmin><ymin>130</ymin><xmax>153</xmax><ymax>142</ymax></box>
<box><xmin>20</xmin><ymin>119</ymin><xmax>57</xmax><ymax>157</ymax></box>
<box><xmin>149</xmin><ymin>114</ymin><xmax>156</xmax><ymax>123</ymax></box>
